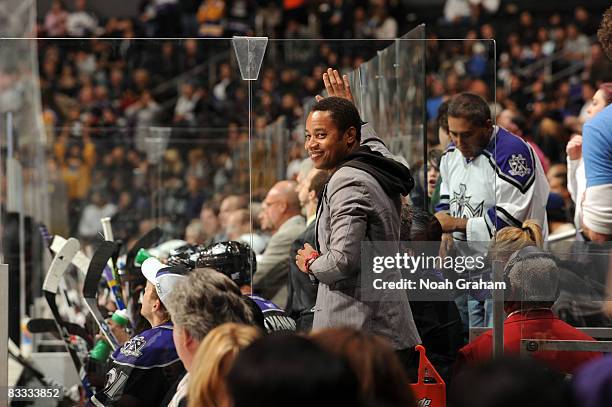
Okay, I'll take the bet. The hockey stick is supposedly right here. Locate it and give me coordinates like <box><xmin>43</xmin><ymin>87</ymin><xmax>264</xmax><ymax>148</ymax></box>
<box><xmin>48</xmin><ymin>231</ymin><xmax>126</xmax><ymax>313</ymax></box>
<box><xmin>100</xmin><ymin>217</ymin><xmax>126</xmax><ymax>310</ymax></box>
<box><xmin>41</xmin><ymin>225</ymin><xmax>129</xmax><ymax>348</ymax></box>
<box><xmin>41</xmin><ymin>224</ymin><xmax>90</xmax><ymax>275</ymax></box>
<box><xmin>8</xmin><ymin>339</ymin><xmax>81</xmax><ymax>403</ymax></box>
<box><xmin>42</xmin><ymin>237</ymin><xmax>94</xmax><ymax>397</ymax></box>
<box><xmin>9</xmin><ymin>349</ymin><xmax>56</xmax><ymax>388</ymax></box>
<box><xmin>39</xmin><ymin>224</ymin><xmax>83</xmax><ymax>324</ymax></box>
<box><xmin>27</xmin><ymin>318</ymin><xmax>94</xmax><ymax>348</ymax></box>
<box><xmin>83</xmin><ymin>241</ymin><xmax>121</xmax><ymax>351</ymax></box>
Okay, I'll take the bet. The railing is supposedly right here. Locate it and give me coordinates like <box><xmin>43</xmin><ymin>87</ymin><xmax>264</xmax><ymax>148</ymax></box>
<box><xmin>518</xmin><ymin>35</ymin><xmax>596</xmax><ymax>94</ymax></box>
<box><xmin>151</xmin><ymin>49</ymin><xmax>231</xmax><ymax>97</ymax></box>
<box><xmin>547</xmin><ymin>228</ymin><xmax>579</xmax><ymax>243</ymax></box>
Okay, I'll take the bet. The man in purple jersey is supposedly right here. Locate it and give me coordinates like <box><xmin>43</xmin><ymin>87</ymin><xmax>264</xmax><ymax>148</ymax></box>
<box><xmin>89</xmin><ymin>261</ymin><xmax>187</xmax><ymax>407</ymax></box>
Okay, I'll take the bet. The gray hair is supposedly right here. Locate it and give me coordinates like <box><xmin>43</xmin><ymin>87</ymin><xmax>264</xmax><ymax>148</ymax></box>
<box><xmin>504</xmin><ymin>254</ymin><xmax>559</xmax><ymax>302</ymax></box>
<box><xmin>165</xmin><ymin>268</ymin><xmax>254</xmax><ymax>341</ymax></box>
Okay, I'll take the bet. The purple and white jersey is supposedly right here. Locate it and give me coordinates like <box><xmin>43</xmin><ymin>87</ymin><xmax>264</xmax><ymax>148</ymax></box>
<box><xmin>90</xmin><ymin>322</ymin><xmax>182</xmax><ymax>407</ymax></box>
<box><xmin>250</xmin><ymin>295</ymin><xmax>297</xmax><ymax>333</ymax></box>
<box><xmin>435</xmin><ymin>126</ymin><xmax>549</xmax><ymax>241</ymax></box>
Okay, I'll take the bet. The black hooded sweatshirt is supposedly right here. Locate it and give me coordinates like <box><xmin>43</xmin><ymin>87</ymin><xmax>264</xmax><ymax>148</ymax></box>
<box><xmin>336</xmin><ymin>145</ymin><xmax>414</xmax><ymax>198</ymax></box>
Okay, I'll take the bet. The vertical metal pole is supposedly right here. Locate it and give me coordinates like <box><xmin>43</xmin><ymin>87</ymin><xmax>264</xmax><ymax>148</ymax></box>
<box><xmin>0</xmin><ymin>115</ymin><xmax>3</xmax><ymax>263</ymax></box>
<box><xmin>491</xmin><ymin>39</ymin><xmax>503</xmax><ymax>358</ymax></box>
<box><xmin>0</xmin><ymin>115</ymin><xmax>5</xmax><ymax>372</ymax></box>
<box><xmin>492</xmin><ymin>260</ymin><xmax>505</xmax><ymax>358</ymax></box>
<box><xmin>8</xmin><ymin>112</ymin><xmax>27</xmax><ymax>334</ymax></box>
<box><xmin>0</xmin><ymin>264</ymin><xmax>8</xmax><ymax>407</ymax></box>
<box><xmin>377</xmin><ymin>50</ymin><xmax>384</xmax><ymax>135</ymax></box>
<box><xmin>421</xmin><ymin>26</ymin><xmax>428</xmax><ymax>210</ymax></box>
<box><xmin>394</xmin><ymin>38</ymin><xmax>401</xmax><ymax>138</ymax></box>
<box><xmin>248</xmin><ymin>70</ymin><xmax>254</xmax><ymax>291</ymax></box>
<box><xmin>358</xmin><ymin>66</ymin><xmax>365</xmax><ymax>119</ymax></box>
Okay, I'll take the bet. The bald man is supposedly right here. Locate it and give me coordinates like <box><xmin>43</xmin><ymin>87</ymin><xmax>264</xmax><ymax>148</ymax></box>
<box><xmin>252</xmin><ymin>181</ymin><xmax>305</xmax><ymax>306</ymax></box>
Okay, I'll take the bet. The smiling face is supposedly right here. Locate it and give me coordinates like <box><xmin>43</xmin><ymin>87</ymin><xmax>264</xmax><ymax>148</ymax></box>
<box><xmin>447</xmin><ymin>116</ymin><xmax>493</xmax><ymax>160</ymax></box>
<box><xmin>305</xmin><ymin>110</ymin><xmax>356</xmax><ymax>171</ymax></box>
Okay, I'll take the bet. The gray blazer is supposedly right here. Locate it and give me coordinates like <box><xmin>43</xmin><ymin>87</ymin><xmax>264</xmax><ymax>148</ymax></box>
<box><xmin>310</xmin><ymin>124</ymin><xmax>421</xmax><ymax>350</ymax></box>
<box><xmin>253</xmin><ymin>215</ymin><xmax>306</xmax><ymax>306</ymax></box>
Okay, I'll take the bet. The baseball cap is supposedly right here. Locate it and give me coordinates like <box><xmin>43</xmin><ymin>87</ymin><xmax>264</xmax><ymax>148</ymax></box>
<box><xmin>141</xmin><ymin>257</ymin><xmax>188</xmax><ymax>306</ymax></box>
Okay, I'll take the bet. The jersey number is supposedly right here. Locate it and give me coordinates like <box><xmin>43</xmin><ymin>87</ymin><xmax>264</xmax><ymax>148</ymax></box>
<box><xmin>104</xmin><ymin>368</ymin><xmax>130</xmax><ymax>399</ymax></box>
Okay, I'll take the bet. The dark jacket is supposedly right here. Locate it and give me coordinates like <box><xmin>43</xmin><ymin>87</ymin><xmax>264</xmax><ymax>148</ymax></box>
<box><xmin>287</xmin><ymin>220</ymin><xmax>318</xmax><ymax>331</ymax></box>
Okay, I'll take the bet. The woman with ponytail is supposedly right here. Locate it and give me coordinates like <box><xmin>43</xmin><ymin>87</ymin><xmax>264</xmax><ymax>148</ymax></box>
<box><xmin>486</xmin><ymin>220</ymin><xmax>544</xmax><ymax>267</ymax></box>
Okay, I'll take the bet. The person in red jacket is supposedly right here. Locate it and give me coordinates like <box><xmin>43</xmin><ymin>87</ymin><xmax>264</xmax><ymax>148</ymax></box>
<box><xmin>455</xmin><ymin>246</ymin><xmax>602</xmax><ymax>375</ymax></box>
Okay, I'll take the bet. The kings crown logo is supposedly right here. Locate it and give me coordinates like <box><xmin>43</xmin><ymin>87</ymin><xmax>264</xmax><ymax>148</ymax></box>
<box><xmin>450</xmin><ymin>184</ymin><xmax>484</xmax><ymax>219</ymax></box>
<box><xmin>120</xmin><ymin>335</ymin><xmax>147</xmax><ymax>358</ymax></box>
<box><xmin>508</xmin><ymin>154</ymin><xmax>531</xmax><ymax>177</ymax></box>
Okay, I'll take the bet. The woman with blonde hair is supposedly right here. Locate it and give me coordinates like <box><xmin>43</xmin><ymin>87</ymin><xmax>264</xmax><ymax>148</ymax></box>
<box><xmin>188</xmin><ymin>323</ymin><xmax>261</xmax><ymax>407</ymax></box>
<box><xmin>472</xmin><ymin>220</ymin><xmax>544</xmax><ymax>327</ymax></box>
<box><xmin>489</xmin><ymin>220</ymin><xmax>543</xmax><ymax>263</ymax></box>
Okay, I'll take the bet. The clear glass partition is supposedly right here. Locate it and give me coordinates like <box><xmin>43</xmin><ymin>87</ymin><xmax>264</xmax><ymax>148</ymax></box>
<box><xmin>514</xmin><ymin>243</ymin><xmax>612</xmax><ymax>373</ymax></box>
<box><xmin>0</xmin><ymin>33</ymin><xmax>521</xmax><ymax>399</ymax></box>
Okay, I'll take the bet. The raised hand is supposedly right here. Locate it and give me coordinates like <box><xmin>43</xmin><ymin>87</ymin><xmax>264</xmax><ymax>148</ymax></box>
<box><xmin>316</xmin><ymin>68</ymin><xmax>354</xmax><ymax>104</ymax></box>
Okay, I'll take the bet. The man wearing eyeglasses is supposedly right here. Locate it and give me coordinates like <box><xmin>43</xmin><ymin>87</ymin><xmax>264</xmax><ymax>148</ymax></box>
<box><xmin>253</xmin><ymin>180</ymin><xmax>306</xmax><ymax>306</ymax></box>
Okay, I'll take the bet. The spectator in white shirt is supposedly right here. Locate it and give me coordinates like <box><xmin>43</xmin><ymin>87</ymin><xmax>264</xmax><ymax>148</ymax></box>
<box><xmin>67</xmin><ymin>0</ymin><xmax>100</xmax><ymax>37</ymax></box>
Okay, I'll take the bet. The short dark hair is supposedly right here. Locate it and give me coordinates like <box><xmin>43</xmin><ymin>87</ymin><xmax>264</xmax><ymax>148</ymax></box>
<box><xmin>200</xmin><ymin>201</ymin><xmax>220</xmax><ymax>217</ymax></box>
<box><xmin>410</xmin><ymin>208</ymin><xmax>443</xmax><ymax>242</ymax></box>
<box><xmin>450</xmin><ymin>358</ymin><xmax>573</xmax><ymax>407</ymax></box>
<box><xmin>448</xmin><ymin>92</ymin><xmax>491</xmax><ymax>127</ymax></box>
<box><xmin>598</xmin><ymin>6</ymin><xmax>612</xmax><ymax>60</ymax></box>
<box><xmin>427</xmin><ymin>148</ymin><xmax>442</xmax><ymax>169</ymax></box>
<box><xmin>227</xmin><ymin>334</ymin><xmax>362</xmax><ymax>407</ymax></box>
<box><xmin>437</xmin><ymin>100</ymin><xmax>449</xmax><ymax>132</ymax></box>
<box><xmin>310</xmin><ymin>97</ymin><xmax>362</xmax><ymax>141</ymax></box>
<box><xmin>311</xmin><ymin>328</ymin><xmax>416</xmax><ymax>406</ymax></box>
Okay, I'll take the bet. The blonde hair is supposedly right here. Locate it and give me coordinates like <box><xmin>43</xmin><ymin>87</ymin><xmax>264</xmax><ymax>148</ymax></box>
<box><xmin>188</xmin><ymin>323</ymin><xmax>261</xmax><ymax>407</ymax></box>
<box><xmin>490</xmin><ymin>220</ymin><xmax>543</xmax><ymax>262</ymax></box>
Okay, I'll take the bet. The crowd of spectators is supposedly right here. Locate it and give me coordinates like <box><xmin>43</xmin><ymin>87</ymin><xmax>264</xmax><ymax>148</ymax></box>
<box><xmin>24</xmin><ymin>1</ymin><xmax>612</xmax><ymax>405</ymax></box>
<box><xmin>37</xmin><ymin>1</ymin><xmax>612</xmax><ymax>248</ymax></box>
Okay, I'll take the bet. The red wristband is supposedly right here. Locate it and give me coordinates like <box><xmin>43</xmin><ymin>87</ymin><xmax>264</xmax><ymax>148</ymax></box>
<box><xmin>305</xmin><ymin>252</ymin><xmax>319</xmax><ymax>272</ymax></box>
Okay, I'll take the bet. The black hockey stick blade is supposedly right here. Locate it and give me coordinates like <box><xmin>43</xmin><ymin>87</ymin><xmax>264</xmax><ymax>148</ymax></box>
<box><xmin>83</xmin><ymin>240</ymin><xmax>121</xmax><ymax>350</ymax></box>
<box><xmin>9</xmin><ymin>340</ymin><xmax>72</xmax><ymax>400</ymax></box>
<box><xmin>84</xmin><ymin>241</ymin><xmax>119</xmax><ymax>298</ymax></box>
<box><xmin>27</xmin><ymin>318</ymin><xmax>94</xmax><ymax>348</ymax></box>
<box><xmin>43</xmin><ymin>238</ymin><xmax>93</xmax><ymax>396</ymax></box>
<box><xmin>9</xmin><ymin>348</ymin><xmax>53</xmax><ymax>386</ymax></box>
